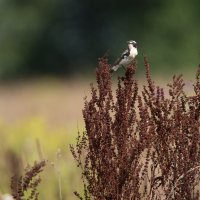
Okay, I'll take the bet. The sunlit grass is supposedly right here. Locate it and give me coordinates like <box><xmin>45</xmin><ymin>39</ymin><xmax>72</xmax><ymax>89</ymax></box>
<box><xmin>0</xmin><ymin>116</ymin><xmax>84</xmax><ymax>199</ymax></box>
<box><xmin>0</xmin><ymin>78</ymin><xmax>89</xmax><ymax>199</ymax></box>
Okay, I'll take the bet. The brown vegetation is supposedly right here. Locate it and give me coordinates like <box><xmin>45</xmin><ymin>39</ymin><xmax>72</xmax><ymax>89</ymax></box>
<box><xmin>71</xmin><ymin>56</ymin><xmax>200</xmax><ymax>199</ymax></box>
<box><xmin>11</xmin><ymin>160</ymin><xmax>46</xmax><ymax>200</ymax></box>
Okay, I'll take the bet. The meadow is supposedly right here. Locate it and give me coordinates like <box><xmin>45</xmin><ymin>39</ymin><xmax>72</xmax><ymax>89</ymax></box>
<box><xmin>0</xmin><ymin>65</ymin><xmax>198</xmax><ymax>199</ymax></box>
<box><xmin>0</xmin><ymin>78</ymin><xmax>91</xmax><ymax>199</ymax></box>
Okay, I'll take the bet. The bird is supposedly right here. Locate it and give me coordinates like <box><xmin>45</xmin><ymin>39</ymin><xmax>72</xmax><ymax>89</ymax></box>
<box><xmin>110</xmin><ymin>40</ymin><xmax>138</xmax><ymax>73</ymax></box>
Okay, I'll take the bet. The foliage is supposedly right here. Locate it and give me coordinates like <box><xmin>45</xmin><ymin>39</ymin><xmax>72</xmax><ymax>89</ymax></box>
<box><xmin>71</xmin><ymin>57</ymin><xmax>200</xmax><ymax>199</ymax></box>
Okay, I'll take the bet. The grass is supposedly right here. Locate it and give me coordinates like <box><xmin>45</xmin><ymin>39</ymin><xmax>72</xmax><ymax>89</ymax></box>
<box><xmin>0</xmin><ymin>78</ymin><xmax>89</xmax><ymax>199</ymax></box>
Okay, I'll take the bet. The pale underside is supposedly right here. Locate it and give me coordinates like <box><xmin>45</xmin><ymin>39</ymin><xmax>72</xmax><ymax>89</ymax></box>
<box><xmin>112</xmin><ymin>47</ymin><xmax>138</xmax><ymax>72</ymax></box>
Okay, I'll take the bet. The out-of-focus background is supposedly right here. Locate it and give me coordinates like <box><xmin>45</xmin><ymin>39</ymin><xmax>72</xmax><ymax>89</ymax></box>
<box><xmin>0</xmin><ymin>0</ymin><xmax>199</xmax><ymax>199</ymax></box>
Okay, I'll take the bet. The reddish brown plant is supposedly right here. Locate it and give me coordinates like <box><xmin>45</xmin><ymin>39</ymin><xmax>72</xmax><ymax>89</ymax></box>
<box><xmin>11</xmin><ymin>160</ymin><xmax>46</xmax><ymax>200</ymax></box>
<box><xmin>70</xmin><ymin>56</ymin><xmax>200</xmax><ymax>200</ymax></box>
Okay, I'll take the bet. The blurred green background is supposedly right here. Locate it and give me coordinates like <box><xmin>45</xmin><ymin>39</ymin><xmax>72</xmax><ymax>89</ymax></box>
<box><xmin>0</xmin><ymin>0</ymin><xmax>199</xmax><ymax>199</ymax></box>
<box><xmin>0</xmin><ymin>0</ymin><xmax>199</xmax><ymax>79</ymax></box>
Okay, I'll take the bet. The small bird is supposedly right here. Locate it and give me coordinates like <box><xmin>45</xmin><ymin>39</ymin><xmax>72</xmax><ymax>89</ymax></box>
<box><xmin>110</xmin><ymin>40</ymin><xmax>138</xmax><ymax>73</ymax></box>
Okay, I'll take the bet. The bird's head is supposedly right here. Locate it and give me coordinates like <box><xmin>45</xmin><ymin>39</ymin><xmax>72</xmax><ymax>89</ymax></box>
<box><xmin>127</xmin><ymin>40</ymin><xmax>137</xmax><ymax>48</ymax></box>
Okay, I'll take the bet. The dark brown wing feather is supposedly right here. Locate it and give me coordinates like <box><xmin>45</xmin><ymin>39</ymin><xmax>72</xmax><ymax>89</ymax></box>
<box><xmin>114</xmin><ymin>49</ymin><xmax>130</xmax><ymax>65</ymax></box>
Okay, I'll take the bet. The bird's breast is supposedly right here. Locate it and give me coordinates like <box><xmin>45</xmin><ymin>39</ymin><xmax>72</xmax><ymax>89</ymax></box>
<box><xmin>129</xmin><ymin>48</ymin><xmax>138</xmax><ymax>58</ymax></box>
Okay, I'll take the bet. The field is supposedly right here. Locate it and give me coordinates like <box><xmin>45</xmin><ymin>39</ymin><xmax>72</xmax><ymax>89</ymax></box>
<box><xmin>0</xmin><ymin>78</ymin><xmax>94</xmax><ymax>199</ymax></box>
<box><xmin>0</xmin><ymin>72</ymin><xmax>196</xmax><ymax>199</ymax></box>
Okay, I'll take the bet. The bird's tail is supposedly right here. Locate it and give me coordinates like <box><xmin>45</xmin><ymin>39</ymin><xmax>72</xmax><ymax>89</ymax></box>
<box><xmin>110</xmin><ymin>65</ymin><xmax>120</xmax><ymax>73</ymax></box>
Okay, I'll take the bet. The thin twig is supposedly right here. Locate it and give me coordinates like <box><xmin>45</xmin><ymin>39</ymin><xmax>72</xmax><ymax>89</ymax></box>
<box><xmin>166</xmin><ymin>165</ymin><xmax>200</xmax><ymax>200</ymax></box>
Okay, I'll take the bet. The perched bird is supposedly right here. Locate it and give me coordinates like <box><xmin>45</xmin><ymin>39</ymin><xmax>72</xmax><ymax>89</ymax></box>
<box><xmin>110</xmin><ymin>40</ymin><xmax>138</xmax><ymax>73</ymax></box>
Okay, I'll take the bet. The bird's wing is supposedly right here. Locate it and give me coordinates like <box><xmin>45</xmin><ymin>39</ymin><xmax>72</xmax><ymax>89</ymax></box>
<box><xmin>114</xmin><ymin>49</ymin><xmax>130</xmax><ymax>65</ymax></box>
